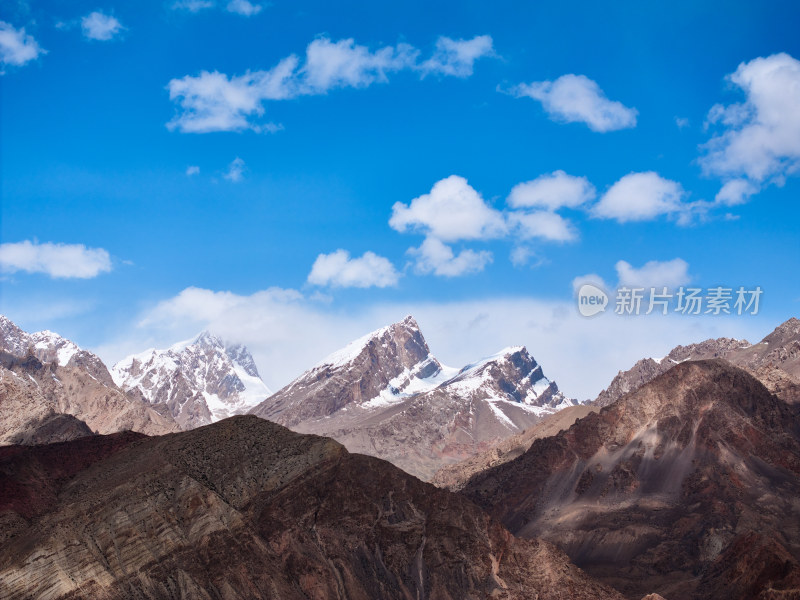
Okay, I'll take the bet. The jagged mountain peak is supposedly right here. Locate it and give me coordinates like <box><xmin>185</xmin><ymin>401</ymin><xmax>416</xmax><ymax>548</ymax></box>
<box><xmin>313</xmin><ymin>315</ymin><xmax>429</xmax><ymax>371</ymax></box>
<box><xmin>112</xmin><ymin>331</ymin><xmax>271</xmax><ymax>428</ymax></box>
<box><xmin>251</xmin><ymin>318</ymin><xmax>574</xmax><ymax>479</ymax></box>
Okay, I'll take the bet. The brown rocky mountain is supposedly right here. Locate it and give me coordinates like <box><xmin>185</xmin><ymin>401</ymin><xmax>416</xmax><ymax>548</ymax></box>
<box><xmin>594</xmin><ymin>317</ymin><xmax>800</xmax><ymax>408</ymax></box>
<box><xmin>0</xmin><ymin>415</ymin><xmax>625</xmax><ymax>600</ymax></box>
<box><xmin>461</xmin><ymin>360</ymin><xmax>800</xmax><ymax>600</ymax></box>
<box><xmin>251</xmin><ymin>316</ymin><xmax>577</xmax><ymax>480</ymax></box>
<box><xmin>432</xmin><ymin>404</ymin><xmax>597</xmax><ymax>491</ymax></box>
<box><xmin>0</xmin><ymin>316</ymin><xmax>179</xmax><ymax>444</ymax></box>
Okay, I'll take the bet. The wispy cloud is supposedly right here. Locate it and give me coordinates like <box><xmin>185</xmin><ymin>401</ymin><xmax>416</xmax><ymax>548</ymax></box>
<box><xmin>223</xmin><ymin>157</ymin><xmax>245</xmax><ymax>182</ymax></box>
<box><xmin>171</xmin><ymin>0</ymin><xmax>215</xmax><ymax>12</ymax></box>
<box><xmin>81</xmin><ymin>11</ymin><xmax>124</xmax><ymax>41</ymax></box>
<box><xmin>166</xmin><ymin>35</ymin><xmax>495</xmax><ymax>133</ymax></box>
<box><xmin>0</xmin><ymin>240</ymin><xmax>112</xmax><ymax>279</ymax></box>
<box><xmin>226</xmin><ymin>0</ymin><xmax>262</xmax><ymax>16</ymax></box>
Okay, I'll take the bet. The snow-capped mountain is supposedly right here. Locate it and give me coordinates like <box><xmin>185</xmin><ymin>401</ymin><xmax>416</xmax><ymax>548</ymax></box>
<box><xmin>0</xmin><ymin>315</ymin><xmax>179</xmax><ymax>443</ymax></box>
<box><xmin>251</xmin><ymin>316</ymin><xmax>576</xmax><ymax>480</ymax></box>
<box><xmin>112</xmin><ymin>332</ymin><xmax>272</xmax><ymax>428</ymax></box>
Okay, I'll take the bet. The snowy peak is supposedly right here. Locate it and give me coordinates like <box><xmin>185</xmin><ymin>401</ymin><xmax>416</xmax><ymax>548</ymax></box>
<box><xmin>440</xmin><ymin>345</ymin><xmax>568</xmax><ymax>409</ymax></box>
<box><xmin>253</xmin><ymin>316</ymin><xmax>443</xmax><ymax>425</ymax></box>
<box><xmin>0</xmin><ymin>315</ymin><xmax>109</xmax><ymax>381</ymax></box>
<box><xmin>112</xmin><ymin>331</ymin><xmax>271</xmax><ymax>428</ymax></box>
<box><xmin>314</xmin><ymin>315</ymin><xmax>429</xmax><ymax>371</ymax></box>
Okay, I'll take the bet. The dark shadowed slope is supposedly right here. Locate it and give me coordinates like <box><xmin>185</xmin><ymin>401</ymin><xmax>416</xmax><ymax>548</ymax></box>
<box><xmin>462</xmin><ymin>360</ymin><xmax>800</xmax><ymax>600</ymax></box>
<box><xmin>0</xmin><ymin>415</ymin><xmax>624</xmax><ymax>600</ymax></box>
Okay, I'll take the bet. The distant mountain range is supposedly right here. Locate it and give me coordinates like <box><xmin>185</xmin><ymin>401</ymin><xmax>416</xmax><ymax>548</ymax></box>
<box><xmin>0</xmin><ymin>314</ymin><xmax>575</xmax><ymax>480</ymax></box>
<box><xmin>250</xmin><ymin>316</ymin><xmax>576</xmax><ymax>479</ymax></box>
<box><xmin>1</xmin><ymin>312</ymin><xmax>799</xmax><ymax>599</ymax></box>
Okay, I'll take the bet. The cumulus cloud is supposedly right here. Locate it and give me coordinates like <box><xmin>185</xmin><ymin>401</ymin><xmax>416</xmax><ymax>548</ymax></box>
<box><xmin>223</xmin><ymin>157</ymin><xmax>245</xmax><ymax>182</ymax></box>
<box><xmin>420</xmin><ymin>35</ymin><xmax>494</xmax><ymax>77</ymax></box>
<box><xmin>307</xmin><ymin>250</ymin><xmax>399</xmax><ymax>288</ymax></box>
<box><xmin>508</xmin><ymin>210</ymin><xmax>577</xmax><ymax>242</ymax></box>
<box><xmin>226</xmin><ymin>0</ymin><xmax>262</xmax><ymax>16</ymax></box>
<box><xmin>592</xmin><ymin>171</ymin><xmax>687</xmax><ymax>223</ymax></box>
<box><xmin>81</xmin><ymin>12</ymin><xmax>124</xmax><ymax>41</ymax></box>
<box><xmin>510</xmin><ymin>74</ymin><xmax>637</xmax><ymax>132</ymax></box>
<box><xmin>0</xmin><ymin>21</ymin><xmax>45</xmax><ymax>71</ymax></box>
<box><xmin>701</xmin><ymin>53</ymin><xmax>800</xmax><ymax>202</ymax></box>
<box><xmin>408</xmin><ymin>237</ymin><xmax>492</xmax><ymax>277</ymax></box>
<box><xmin>715</xmin><ymin>178</ymin><xmax>759</xmax><ymax>206</ymax></box>
<box><xmin>389</xmin><ymin>175</ymin><xmax>506</xmax><ymax>242</ymax></box>
<box><xmin>0</xmin><ymin>241</ymin><xmax>112</xmax><ymax>279</ymax></box>
<box><xmin>615</xmin><ymin>258</ymin><xmax>691</xmax><ymax>289</ymax></box>
<box><xmin>507</xmin><ymin>170</ymin><xmax>595</xmax><ymax>210</ymax></box>
<box><xmin>167</xmin><ymin>35</ymin><xmax>493</xmax><ymax>133</ymax></box>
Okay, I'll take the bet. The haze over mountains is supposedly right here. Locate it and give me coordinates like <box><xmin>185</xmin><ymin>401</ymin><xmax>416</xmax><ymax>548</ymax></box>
<box><xmin>1</xmin><ymin>312</ymin><xmax>799</xmax><ymax>599</ymax></box>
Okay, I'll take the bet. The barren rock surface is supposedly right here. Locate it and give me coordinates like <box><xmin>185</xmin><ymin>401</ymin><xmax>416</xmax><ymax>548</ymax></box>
<box><xmin>0</xmin><ymin>416</ymin><xmax>625</xmax><ymax>600</ymax></box>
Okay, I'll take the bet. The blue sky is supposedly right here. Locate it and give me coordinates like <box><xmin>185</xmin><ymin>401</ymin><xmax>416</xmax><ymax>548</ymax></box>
<box><xmin>1</xmin><ymin>0</ymin><xmax>799</xmax><ymax>398</ymax></box>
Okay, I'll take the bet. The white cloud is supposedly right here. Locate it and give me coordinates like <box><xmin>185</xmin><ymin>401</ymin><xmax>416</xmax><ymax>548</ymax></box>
<box><xmin>675</xmin><ymin>116</ymin><xmax>690</xmax><ymax>129</ymax></box>
<box><xmin>0</xmin><ymin>21</ymin><xmax>45</xmax><ymax>70</ymax></box>
<box><xmin>592</xmin><ymin>171</ymin><xmax>687</xmax><ymax>223</ymax></box>
<box><xmin>510</xmin><ymin>74</ymin><xmax>637</xmax><ymax>132</ymax></box>
<box><xmin>167</xmin><ymin>59</ymin><xmax>296</xmax><ymax>133</ymax></box>
<box><xmin>408</xmin><ymin>237</ymin><xmax>492</xmax><ymax>277</ymax></box>
<box><xmin>186</xmin><ymin>165</ymin><xmax>200</xmax><ymax>176</ymax></box>
<box><xmin>223</xmin><ymin>157</ymin><xmax>245</xmax><ymax>182</ymax></box>
<box><xmin>81</xmin><ymin>12</ymin><xmax>124</xmax><ymax>41</ymax></box>
<box><xmin>307</xmin><ymin>250</ymin><xmax>399</xmax><ymax>288</ymax></box>
<box><xmin>701</xmin><ymin>52</ymin><xmax>800</xmax><ymax>198</ymax></box>
<box><xmin>172</xmin><ymin>0</ymin><xmax>215</xmax><ymax>11</ymax></box>
<box><xmin>97</xmin><ymin>286</ymin><xmax>772</xmax><ymax>401</ymax></box>
<box><xmin>615</xmin><ymin>258</ymin><xmax>691</xmax><ymax>289</ymax></box>
<box><xmin>226</xmin><ymin>0</ymin><xmax>262</xmax><ymax>16</ymax></box>
<box><xmin>715</xmin><ymin>178</ymin><xmax>759</xmax><ymax>206</ymax></box>
<box><xmin>507</xmin><ymin>170</ymin><xmax>595</xmax><ymax>210</ymax></box>
<box><xmin>508</xmin><ymin>210</ymin><xmax>577</xmax><ymax>242</ymax></box>
<box><xmin>167</xmin><ymin>35</ymin><xmax>494</xmax><ymax>133</ymax></box>
<box><xmin>509</xmin><ymin>246</ymin><xmax>546</xmax><ymax>268</ymax></box>
<box><xmin>389</xmin><ymin>175</ymin><xmax>506</xmax><ymax>242</ymax></box>
<box><xmin>0</xmin><ymin>240</ymin><xmax>112</xmax><ymax>279</ymax></box>
<box><xmin>300</xmin><ymin>37</ymin><xmax>418</xmax><ymax>93</ymax></box>
<box><xmin>571</xmin><ymin>273</ymin><xmax>610</xmax><ymax>297</ymax></box>
<box><xmin>420</xmin><ymin>35</ymin><xmax>494</xmax><ymax>77</ymax></box>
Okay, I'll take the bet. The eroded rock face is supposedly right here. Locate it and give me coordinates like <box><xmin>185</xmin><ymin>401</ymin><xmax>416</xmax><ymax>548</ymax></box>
<box><xmin>0</xmin><ymin>319</ymin><xmax>179</xmax><ymax>445</ymax></box>
<box><xmin>431</xmin><ymin>404</ymin><xmax>597</xmax><ymax>491</ymax></box>
<box><xmin>0</xmin><ymin>416</ymin><xmax>624</xmax><ymax>600</ymax></box>
<box><xmin>251</xmin><ymin>316</ymin><xmax>576</xmax><ymax>480</ymax></box>
<box><xmin>594</xmin><ymin>317</ymin><xmax>800</xmax><ymax>408</ymax></box>
<box><xmin>462</xmin><ymin>360</ymin><xmax>800</xmax><ymax>600</ymax></box>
